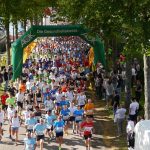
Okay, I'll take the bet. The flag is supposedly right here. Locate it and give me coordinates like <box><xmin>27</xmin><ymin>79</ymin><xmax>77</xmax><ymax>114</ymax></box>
<box><xmin>23</xmin><ymin>42</ymin><xmax>37</xmax><ymax>63</ymax></box>
<box><xmin>89</xmin><ymin>47</ymin><xmax>94</xmax><ymax>66</ymax></box>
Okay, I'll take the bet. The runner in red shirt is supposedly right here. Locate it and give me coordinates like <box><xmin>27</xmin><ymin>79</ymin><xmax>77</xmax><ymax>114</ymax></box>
<box><xmin>80</xmin><ymin>116</ymin><xmax>94</xmax><ymax>150</ymax></box>
<box><xmin>0</xmin><ymin>90</ymin><xmax>9</xmax><ymax>117</ymax></box>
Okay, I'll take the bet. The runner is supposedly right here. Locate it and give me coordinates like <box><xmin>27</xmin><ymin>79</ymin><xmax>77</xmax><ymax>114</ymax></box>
<box><xmin>24</xmin><ymin>132</ymin><xmax>36</xmax><ymax>150</ymax></box>
<box><xmin>22</xmin><ymin>107</ymin><xmax>31</xmax><ymax>124</ymax></box>
<box><xmin>0</xmin><ymin>90</ymin><xmax>9</xmax><ymax>118</ymax></box>
<box><xmin>44</xmin><ymin>95</ymin><xmax>54</xmax><ymax>112</ymax></box>
<box><xmin>11</xmin><ymin>111</ymin><xmax>20</xmax><ymax>146</ymax></box>
<box><xmin>53</xmin><ymin>115</ymin><xmax>65</xmax><ymax>150</ymax></box>
<box><xmin>84</xmin><ymin>99</ymin><xmax>95</xmax><ymax>118</ymax></box>
<box><xmin>33</xmin><ymin>118</ymin><xmax>46</xmax><ymax>150</ymax></box>
<box><xmin>35</xmin><ymin>88</ymin><xmax>42</xmax><ymax>109</ymax></box>
<box><xmin>60</xmin><ymin>105</ymin><xmax>70</xmax><ymax>135</ymax></box>
<box><xmin>45</xmin><ymin>110</ymin><xmax>55</xmax><ymax>141</ymax></box>
<box><xmin>15</xmin><ymin>89</ymin><xmax>25</xmax><ymax>113</ymax></box>
<box><xmin>7</xmin><ymin>105</ymin><xmax>16</xmax><ymax>139</ymax></box>
<box><xmin>34</xmin><ymin>105</ymin><xmax>42</xmax><ymax>123</ymax></box>
<box><xmin>25</xmin><ymin>113</ymin><xmax>37</xmax><ymax>133</ymax></box>
<box><xmin>6</xmin><ymin>92</ymin><xmax>16</xmax><ymax>107</ymax></box>
<box><xmin>19</xmin><ymin>80</ymin><xmax>26</xmax><ymax>94</ymax></box>
<box><xmin>80</xmin><ymin>116</ymin><xmax>94</xmax><ymax>150</ymax></box>
<box><xmin>76</xmin><ymin>91</ymin><xmax>87</xmax><ymax>109</ymax></box>
<box><xmin>68</xmin><ymin>102</ymin><xmax>77</xmax><ymax>133</ymax></box>
<box><xmin>74</xmin><ymin>105</ymin><xmax>84</xmax><ymax>135</ymax></box>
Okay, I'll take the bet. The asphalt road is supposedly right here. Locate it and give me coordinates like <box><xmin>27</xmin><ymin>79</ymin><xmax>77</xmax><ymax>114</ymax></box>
<box><xmin>0</xmin><ymin>112</ymin><xmax>105</xmax><ymax>150</ymax></box>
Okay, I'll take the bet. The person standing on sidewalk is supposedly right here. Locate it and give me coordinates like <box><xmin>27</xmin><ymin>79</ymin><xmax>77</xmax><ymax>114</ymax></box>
<box><xmin>95</xmin><ymin>76</ymin><xmax>101</xmax><ymax>99</ymax></box>
<box><xmin>105</xmin><ymin>80</ymin><xmax>114</xmax><ymax>108</ymax></box>
<box><xmin>129</xmin><ymin>98</ymin><xmax>139</xmax><ymax>123</ymax></box>
<box><xmin>135</xmin><ymin>80</ymin><xmax>142</xmax><ymax>102</ymax></box>
<box><xmin>115</xmin><ymin>105</ymin><xmax>126</xmax><ymax>137</ymax></box>
<box><xmin>3</xmin><ymin>68</ymin><xmax>8</xmax><ymax>91</ymax></box>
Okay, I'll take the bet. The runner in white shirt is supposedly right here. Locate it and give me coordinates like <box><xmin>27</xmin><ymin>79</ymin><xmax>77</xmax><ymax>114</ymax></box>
<box><xmin>68</xmin><ymin>102</ymin><xmax>77</xmax><ymax>133</ymax></box>
<box><xmin>77</xmin><ymin>92</ymin><xmax>87</xmax><ymax>108</ymax></box>
<box><xmin>49</xmin><ymin>72</ymin><xmax>55</xmax><ymax>80</ymax></box>
<box><xmin>44</xmin><ymin>96</ymin><xmax>54</xmax><ymax>112</ymax></box>
<box><xmin>50</xmin><ymin>80</ymin><xmax>58</xmax><ymax>90</ymax></box>
<box><xmin>15</xmin><ymin>89</ymin><xmax>25</xmax><ymax>112</ymax></box>
<box><xmin>65</xmin><ymin>89</ymin><xmax>74</xmax><ymax>103</ymax></box>
<box><xmin>22</xmin><ymin>107</ymin><xmax>31</xmax><ymax>121</ymax></box>
<box><xmin>36</xmin><ymin>78</ymin><xmax>44</xmax><ymax>90</ymax></box>
<box><xmin>71</xmin><ymin>71</ymin><xmax>77</xmax><ymax>80</ymax></box>
<box><xmin>42</xmin><ymin>81</ymin><xmax>50</xmax><ymax>94</ymax></box>
<box><xmin>26</xmin><ymin>79</ymin><xmax>32</xmax><ymax>91</ymax></box>
<box><xmin>0</xmin><ymin>107</ymin><xmax>4</xmax><ymax>141</ymax></box>
<box><xmin>11</xmin><ymin>111</ymin><xmax>20</xmax><ymax>145</ymax></box>
<box><xmin>7</xmin><ymin>105</ymin><xmax>16</xmax><ymax>139</ymax></box>
<box><xmin>55</xmin><ymin>90</ymin><xmax>63</xmax><ymax>105</ymax></box>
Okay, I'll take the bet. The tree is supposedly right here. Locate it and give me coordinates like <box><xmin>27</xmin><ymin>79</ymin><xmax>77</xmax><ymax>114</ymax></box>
<box><xmin>56</xmin><ymin>0</ymin><xmax>150</xmax><ymax>116</ymax></box>
<box><xmin>0</xmin><ymin>0</ymin><xmax>56</xmax><ymax>64</ymax></box>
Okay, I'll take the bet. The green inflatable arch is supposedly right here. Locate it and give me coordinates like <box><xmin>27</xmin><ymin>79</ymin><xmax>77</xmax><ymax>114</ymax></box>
<box><xmin>12</xmin><ymin>24</ymin><xmax>106</xmax><ymax>80</ymax></box>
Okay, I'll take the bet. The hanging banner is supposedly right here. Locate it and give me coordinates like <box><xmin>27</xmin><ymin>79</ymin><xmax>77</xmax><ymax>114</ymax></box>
<box><xmin>89</xmin><ymin>47</ymin><xmax>94</xmax><ymax>66</ymax></box>
<box><xmin>23</xmin><ymin>42</ymin><xmax>37</xmax><ymax>63</ymax></box>
<box><xmin>0</xmin><ymin>56</ymin><xmax>6</xmax><ymax>66</ymax></box>
<box><xmin>12</xmin><ymin>25</ymin><xmax>106</xmax><ymax>80</ymax></box>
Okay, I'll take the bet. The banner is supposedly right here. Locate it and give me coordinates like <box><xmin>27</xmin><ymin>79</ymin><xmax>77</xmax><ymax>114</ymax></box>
<box><xmin>0</xmin><ymin>56</ymin><xmax>6</xmax><ymax>66</ymax></box>
<box><xmin>23</xmin><ymin>42</ymin><xmax>37</xmax><ymax>63</ymax></box>
<box><xmin>89</xmin><ymin>47</ymin><xmax>94</xmax><ymax>66</ymax></box>
<box><xmin>12</xmin><ymin>25</ymin><xmax>106</xmax><ymax>80</ymax></box>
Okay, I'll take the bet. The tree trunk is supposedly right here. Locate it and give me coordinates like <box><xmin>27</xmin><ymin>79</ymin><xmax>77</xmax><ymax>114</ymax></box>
<box><xmin>30</xmin><ymin>19</ymin><xmax>33</xmax><ymax>26</ymax></box>
<box><xmin>5</xmin><ymin>19</ymin><xmax>10</xmax><ymax>65</ymax></box>
<box><xmin>41</xmin><ymin>17</ymin><xmax>43</xmax><ymax>25</ymax></box>
<box><xmin>15</xmin><ymin>21</ymin><xmax>18</xmax><ymax>40</ymax></box>
<box><xmin>23</xmin><ymin>19</ymin><xmax>26</xmax><ymax>32</ymax></box>
<box><xmin>112</xmin><ymin>38</ymin><xmax>118</xmax><ymax>69</ymax></box>
<box><xmin>144</xmin><ymin>54</ymin><xmax>150</xmax><ymax>119</ymax></box>
<box><xmin>125</xmin><ymin>59</ymin><xmax>132</xmax><ymax>108</ymax></box>
<box><xmin>12</xmin><ymin>25</ymin><xmax>15</xmax><ymax>42</ymax></box>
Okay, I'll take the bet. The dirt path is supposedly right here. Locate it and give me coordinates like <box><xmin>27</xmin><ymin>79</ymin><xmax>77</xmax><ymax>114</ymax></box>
<box><xmin>86</xmin><ymin>89</ymin><xmax>127</xmax><ymax>150</ymax></box>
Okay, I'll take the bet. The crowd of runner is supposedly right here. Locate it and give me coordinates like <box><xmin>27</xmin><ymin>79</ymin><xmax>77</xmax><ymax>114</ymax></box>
<box><xmin>0</xmin><ymin>36</ymin><xmax>144</xmax><ymax>150</ymax></box>
<box><xmin>0</xmin><ymin>37</ymin><xmax>95</xmax><ymax>150</ymax></box>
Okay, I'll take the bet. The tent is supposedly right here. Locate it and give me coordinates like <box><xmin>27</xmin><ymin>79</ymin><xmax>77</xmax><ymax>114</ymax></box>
<box><xmin>134</xmin><ymin>120</ymin><xmax>150</xmax><ymax>150</ymax></box>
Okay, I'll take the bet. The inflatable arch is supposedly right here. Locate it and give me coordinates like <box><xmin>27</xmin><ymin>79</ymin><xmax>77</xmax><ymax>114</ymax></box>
<box><xmin>12</xmin><ymin>25</ymin><xmax>105</xmax><ymax>80</ymax></box>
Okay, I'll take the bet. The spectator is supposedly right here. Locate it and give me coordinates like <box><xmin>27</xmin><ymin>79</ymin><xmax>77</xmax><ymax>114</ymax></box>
<box><xmin>126</xmin><ymin>118</ymin><xmax>135</xmax><ymax>149</ymax></box>
<box><xmin>105</xmin><ymin>80</ymin><xmax>114</xmax><ymax>108</ymax></box>
<box><xmin>135</xmin><ymin>80</ymin><xmax>142</xmax><ymax>102</ymax></box>
<box><xmin>3</xmin><ymin>68</ymin><xmax>8</xmax><ymax>91</ymax></box>
<box><xmin>115</xmin><ymin>105</ymin><xmax>126</xmax><ymax>137</ymax></box>
<box><xmin>129</xmin><ymin>98</ymin><xmax>139</xmax><ymax>123</ymax></box>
